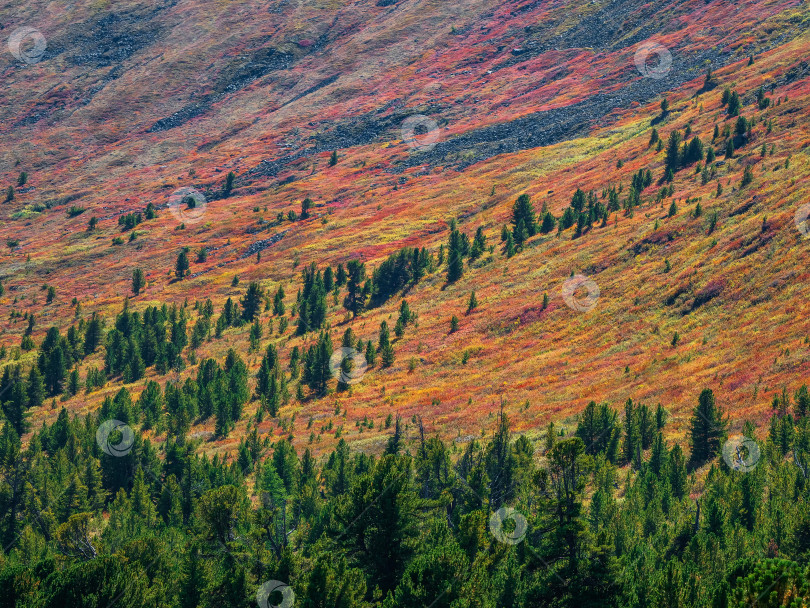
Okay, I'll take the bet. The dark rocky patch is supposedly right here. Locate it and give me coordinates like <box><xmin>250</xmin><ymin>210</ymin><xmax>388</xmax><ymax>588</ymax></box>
<box><xmin>61</xmin><ymin>9</ymin><xmax>169</xmax><ymax>68</ymax></box>
<box><xmin>147</xmin><ymin>46</ymin><xmax>295</xmax><ymax>133</ymax></box>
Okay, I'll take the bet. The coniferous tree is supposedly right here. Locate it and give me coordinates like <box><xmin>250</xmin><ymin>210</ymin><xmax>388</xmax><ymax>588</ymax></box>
<box><xmin>570</xmin><ymin>188</ymin><xmax>587</xmax><ymax>213</ymax></box>
<box><xmin>223</xmin><ymin>171</ymin><xmax>235</xmax><ymax>196</ymax></box>
<box><xmin>343</xmin><ymin>260</ymin><xmax>366</xmax><ymax>318</ymax></box>
<box><xmin>241</xmin><ymin>282</ymin><xmax>263</xmax><ymax>322</ymax></box>
<box><xmin>2</xmin><ymin>371</ymin><xmax>28</xmax><ymax>436</ymax></box>
<box><xmin>323</xmin><ymin>266</ymin><xmax>334</xmax><ymax>292</ymax></box>
<box><xmin>504</xmin><ymin>230</ymin><xmax>515</xmax><ymax>258</ymax></box>
<box><xmin>576</xmin><ymin>401</ymin><xmax>620</xmax><ymax>463</ymax></box>
<box><xmin>297</xmin><ymin>265</ymin><xmax>328</xmax><ymax>334</ymax></box>
<box><xmin>365</xmin><ymin>340</ymin><xmax>376</xmax><ymax>367</ymax></box>
<box><xmin>132</xmin><ymin>268</ymin><xmax>145</xmax><ymax>295</ymax></box>
<box><xmin>469</xmin><ymin>226</ymin><xmax>487</xmax><ymax>260</ymax></box>
<box><xmin>175</xmin><ymin>250</ymin><xmax>190</xmax><ymax>280</ymax></box>
<box><xmin>84</xmin><ymin>313</ymin><xmax>104</xmax><ymax>356</ymax></box>
<box><xmin>379</xmin><ymin>321</ymin><xmax>395</xmax><ymax>367</ymax></box>
<box><xmin>538</xmin><ymin>437</ymin><xmax>589</xmax><ymax>587</ymax></box>
<box><xmin>668</xmin><ymin>200</ymin><xmax>678</xmax><ymax>217</ymax></box>
<box><xmin>257</xmin><ymin>345</ymin><xmax>282</xmax><ymax>415</ymax></box>
<box><xmin>385</xmin><ymin>415</ymin><xmax>403</xmax><ymax>455</ymax></box>
<box><xmin>139</xmin><ymin>380</ymin><xmax>163</xmax><ymax>429</ymax></box>
<box><xmin>683</xmin><ymin>136</ymin><xmax>704</xmax><ymax>165</ymax></box>
<box><xmin>304</xmin><ymin>331</ymin><xmax>333</xmax><ymax>395</ymax></box>
<box><xmin>649</xmin><ymin>432</ymin><xmax>668</xmax><ymax>475</ymax></box>
<box><xmin>795</xmin><ymin>385</ymin><xmax>810</xmax><ymax>418</ymax></box>
<box><xmin>398</xmin><ymin>299</ymin><xmax>412</xmax><ymax>327</ymax></box>
<box><xmin>26</xmin><ymin>365</ymin><xmax>46</xmax><ymax>408</ymax></box>
<box><xmin>739</xmin><ymin>473</ymin><xmax>759</xmax><ymax>531</ymax></box>
<box><xmin>688</xmin><ymin>388</ymin><xmax>728</xmax><ymax>468</ymax></box>
<box><xmin>485</xmin><ymin>407</ymin><xmax>517</xmax><ymax>508</ymax></box>
<box><xmin>540</xmin><ymin>211</ymin><xmax>556</xmax><ymax>233</ymax></box>
<box><xmin>67</xmin><ymin>368</ymin><xmax>80</xmax><ymax>396</ymax></box>
<box><xmin>297</xmin><ymin>197</ymin><xmax>312</xmax><ymax>220</ymax></box>
<box><xmin>741</xmin><ymin>165</ymin><xmax>754</xmax><ymax>188</ymax></box>
<box><xmin>511</xmin><ymin>194</ymin><xmax>536</xmax><ymax>245</ymax></box>
<box><xmin>622</xmin><ymin>398</ymin><xmax>641</xmax><ymax>465</ymax></box>
<box><xmin>665</xmin><ymin>131</ymin><xmax>682</xmax><ymax>172</ymax></box>
<box><xmin>446</xmin><ymin>222</ymin><xmax>464</xmax><ymax>283</ymax></box>
<box><xmin>249</xmin><ymin>318</ymin><xmax>262</xmax><ymax>351</ymax></box>
<box><xmin>467</xmin><ymin>291</ymin><xmax>477</xmax><ymax>314</ymax></box>
<box><xmin>727</xmin><ymin>90</ymin><xmax>741</xmax><ymax>116</ymax></box>
<box><xmin>273</xmin><ymin>285</ymin><xmax>286</xmax><ymax>316</ymax></box>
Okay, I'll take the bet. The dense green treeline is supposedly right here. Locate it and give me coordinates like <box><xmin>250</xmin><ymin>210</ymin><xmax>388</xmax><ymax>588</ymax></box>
<box><xmin>1</xmin><ymin>389</ymin><xmax>809</xmax><ymax>607</ymax></box>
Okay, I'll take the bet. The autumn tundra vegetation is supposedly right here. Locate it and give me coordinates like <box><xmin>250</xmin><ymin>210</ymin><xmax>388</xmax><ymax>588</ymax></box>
<box><xmin>2</xmin><ymin>0</ymin><xmax>810</xmax><ymax>605</ymax></box>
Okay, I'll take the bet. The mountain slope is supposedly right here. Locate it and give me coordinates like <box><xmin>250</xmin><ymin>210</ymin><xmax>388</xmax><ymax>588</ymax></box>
<box><xmin>1</xmin><ymin>0</ymin><xmax>810</xmax><ymax>455</ymax></box>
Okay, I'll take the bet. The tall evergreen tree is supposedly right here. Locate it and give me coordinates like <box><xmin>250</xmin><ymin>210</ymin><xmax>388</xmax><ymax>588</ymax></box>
<box><xmin>304</xmin><ymin>331</ymin><xmax>333</xmax><ymax>395</ymax></box>
<box><xmin>688</xmin><ymin>388</ymin><xmax>728</xmax><ymax>467</ymax></box>
<box><xmin>447</xmin><ymin>222</ymin><xmax>464</xmax><ymax>283</ymax></box>
<box><xmin>175</xmin><ymin>250</ymin><xmax>190</xmax><ymax>280</ymax></box>
<box><xmin>511</xmin><ymin>194</ymin><xmax>536</xmax><ymax>245</ymax></box>
<box><xmin>132</xmin><ymin>268</ymin><xmax>145</xmax><ymax>295</ymax></box>
<box><xmin>343</xmin><ymin>260</ymin><xmax>366</xmax><ymax>318</ymax></box>
<box><xmin>26</xmin><ymin>366</ymin><xmax>46</xmax><ymax>408</ymax></box>
<box><xmin>273</xmin><ymin>285</ymin><xmax>286</xmax><ymax>316</ymax></box>
<box><xmin>241</xmin><ymin>282</ymin><xmax>263</xmax><ymax>322</ymax></box>
<box><xmin>379</xmin><ymin>321</ymin><xmax>395</xmax><ymax>367</ymax></box>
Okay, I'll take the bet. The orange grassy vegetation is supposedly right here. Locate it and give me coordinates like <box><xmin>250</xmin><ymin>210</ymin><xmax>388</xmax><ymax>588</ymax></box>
<box><xmin>1</xmin><ymin>0</ymin><xmax>809</xmax><ymax>458</ymax></box>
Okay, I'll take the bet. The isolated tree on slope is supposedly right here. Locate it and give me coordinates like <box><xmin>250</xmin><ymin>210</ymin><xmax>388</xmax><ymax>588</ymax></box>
<box><xmin>175</xmin><ymin>250</ymin><xmax>189</xmax><ymax>279</ymax></box>
<box><xmin>132</xmin><ymin>268</ymin><xmax>145</xmax><ymax>295</ymax></box>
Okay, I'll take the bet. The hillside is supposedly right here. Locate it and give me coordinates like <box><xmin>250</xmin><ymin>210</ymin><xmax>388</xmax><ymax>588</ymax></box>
<box><xmin>4</xmin><ymin>1</ymin><xmax>810</xmax><ymax>607</ymax></box>
<box><xmin>1</xmin><ymin>0</ymin><xmax>810</xmax><ymax>460</ymax></box>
